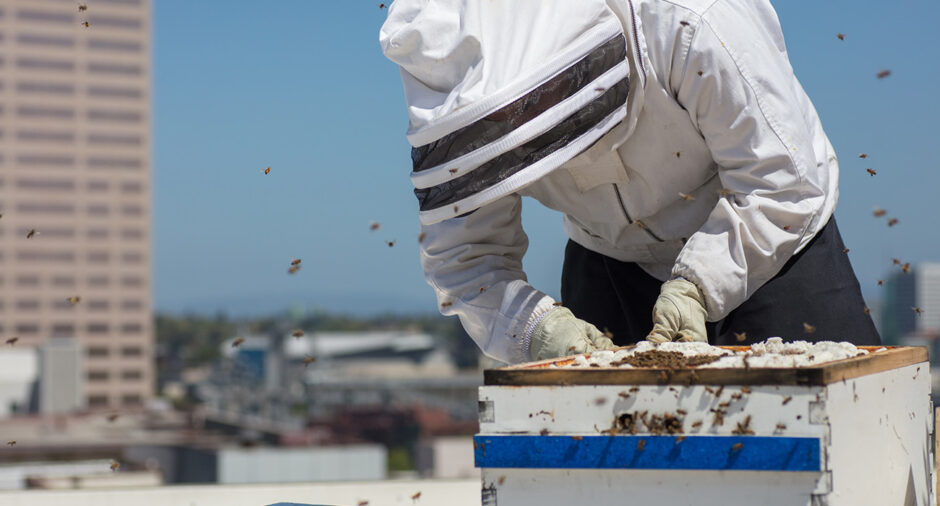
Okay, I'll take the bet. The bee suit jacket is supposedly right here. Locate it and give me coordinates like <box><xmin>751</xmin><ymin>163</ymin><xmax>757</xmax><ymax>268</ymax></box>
<box><xmin>380</xmin><ymin>0</ymin><xmax>838</xmax><ymax>364</ymax></box>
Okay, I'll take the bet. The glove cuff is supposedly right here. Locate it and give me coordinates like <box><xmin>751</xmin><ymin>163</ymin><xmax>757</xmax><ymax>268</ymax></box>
<box><xmin>522</xmin><ymin>299</ymin><xmax>559</xmax><ymax>359</ymax></box>
<box><xmin>666</xmin><ymin>277</ymin><xmax>706</xmax><ymax>309</ymax></box>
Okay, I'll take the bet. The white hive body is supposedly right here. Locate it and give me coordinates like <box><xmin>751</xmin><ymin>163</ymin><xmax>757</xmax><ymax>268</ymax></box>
<box><xmin>475</xmin><ymin>343</ymin><xmax>934</xmax><ymax>506</ymax></box>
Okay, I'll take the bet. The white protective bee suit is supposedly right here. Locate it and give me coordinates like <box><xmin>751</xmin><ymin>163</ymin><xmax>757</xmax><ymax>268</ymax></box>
<box><xmin>380</xmin><ymin>0</ymin><xmax>841</xmax><ymax>364</ymax></box>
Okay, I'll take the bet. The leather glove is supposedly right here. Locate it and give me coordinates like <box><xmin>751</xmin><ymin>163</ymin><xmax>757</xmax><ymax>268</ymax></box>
<box><xmin>528</xmin><ymin>307</ymin><xmax>617</xmax><ymax>361</ymax></box>
<box><xmin>647</xmin><ymin>279</ymin><xmax>708</xmax><ymax>344</ymax></box>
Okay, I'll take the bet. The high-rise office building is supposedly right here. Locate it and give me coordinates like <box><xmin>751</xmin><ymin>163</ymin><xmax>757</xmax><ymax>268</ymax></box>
<box><xmin>0</xmin><ymin>0</ymin><xmax>151</xmax><ymax>410</ymax></box>
<box><xmin>881</xmin><ymin>262</ymin><xmax>940</xmax><ymax>346</ymax></box>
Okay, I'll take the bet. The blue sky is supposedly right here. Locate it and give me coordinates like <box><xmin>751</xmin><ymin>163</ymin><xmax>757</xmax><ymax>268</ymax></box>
<box><xmin>153</xmin><ymin>1</ymin><xmax>939</xmax><ymax>318</ymax></box>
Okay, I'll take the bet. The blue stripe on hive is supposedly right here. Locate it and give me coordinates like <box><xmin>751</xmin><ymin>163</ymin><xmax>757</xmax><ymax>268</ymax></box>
<box><xmin>474</xmin><ymin>435</ymin><xmax>821</xmax><ymax>472</ymax></box>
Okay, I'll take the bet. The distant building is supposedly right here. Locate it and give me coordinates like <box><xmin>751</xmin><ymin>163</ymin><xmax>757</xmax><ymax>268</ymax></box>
<box><xmin>0</xmin><ymin>0</ymin><xmax>153</xmax><ymax>410</ymax></box>
<box><xmin>881</xmin><ymin>262</ymin><xmax>940</xmax><ymax>350</ymax></box>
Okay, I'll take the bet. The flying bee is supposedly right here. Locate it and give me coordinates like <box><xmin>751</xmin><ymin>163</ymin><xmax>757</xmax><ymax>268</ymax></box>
<box><xmin>263</xmin><ymin>166</ymin><xmax>271</xmax><ymax>175</ymax></box>
<box><xmin>858</xmin><ymin>153</ymin><xmax>867</xmax><ymax>159</ymax></box>
<box><xmin>5</xmin><ymin>337</ymin><xmax>18</xmax><ymax>346</ymax></box>
<box><xmin>864</xmin><ymin>307</ymin><xmax>871</xmax><ymax>315</ymax></box>
<box><xmin>453</xmin><ymin>205</ymin><xmax>460</xmax><ymax>213</ymax></box>
<box><xmin>67</xmin><ymin>296</ymin><xmax>81</xmax><ymax>305</ymax></box>
<box><xmin>679</xmin><ymin>21</ymin><xmax>690</xmax><ymax>26</ymax></box>
<box><xmin>6</xmin><ymin>441</ymin><xmax>14</xmax><ymax>446</ymax></box>
<box><xmin>866</xmin><ymin>168</ymin><xmax>877</xmax><ymax>176</ymax></box>
<box><xmin>369</xmin><ymin>222</ymin><xmax>380</xmax><ymax>231</ymax></box>
<box><xmin>718</xmin><ymin>188</ymin><xmax>733</xmax><ymax>197</ymax></box>
<box><xmin>231</xmin><ymin>337</ymin><xmax>245</xmax><ymax>348</ymax></box>
<box><xmin>418</xmin><ymin>232</ymin><xmax>426</xmax><ymax>243</ymax></box>
<box><xmin>637</xmin><ymin>439</ymin><xmax>646</xmax><ymax>451</ymax></box>
<box><xmin>776</xmin><ymin>423</ymin><xmax>787</xmax><ymax>431</ymax></box>
<box><xmin>379</xmin><ymin>3</ymin><xmax>387</xmax><ymax>8</ymax></box>
<box><xmin>287</xmin><ymin>265</ymin><xmax>301</xmax><ymax>275</ymax></box>
<box><xmin>803</xmin><ymin>322</ymin><xmax>816</xmax><ymax>334</ymax></box>
<box><xmin>26</xmin><ymin>229</ymin><xmax>37</xmax><ymax>239</ymax></box>
<box><xmin>913</xmin><ymin>307</ymin><xmax>923</xmax><ymax>316</ymax></box>
<box><xmin>448</xmin><ymin>168</ymin><xmax>458</xmax><ymax>174</ymax></box>
<box><xmin>783</xmin><ymin>225</ymin><xmax>791</xmax><ymax>231</ymax></box>
<box><xmin>697</xmin><ymin>70</ymin><xmax>703</xmax><ymax>76</ymax></box>
<box><xmin>877</xmin><ymin>280</ymin><xmax>884</xmax><ymax>286</ymax></box>
<box><xmin>887</xmin><ymin>218</ymin><xmax>898</xmax><ymax>227</ymax></box>
<box><xmin>81</xmin><ymin>21</ymin><xmax>91</xmax><ymax>28</ymax></box>
<box><xmin>734</xmin><ymin>332</ymin><xmax>746</xmax><ymax>342</ymax></box>
<box><xmin>110</xmin><ymin>460</ymin><xmax>120</xmax><ymax>471</ymax></box>
<box><xmin>303</xmin><ymin>355</ymin><xmax>317</xmax><ymax>367</ymax></box>
<box><xmin>479</xmin><ymin>287</ymin><xmax>486</xmax><ymax>293</ymax></box>
<box><xmin>358</xmin><ymin>501</ymin><xmax>370</xmax><ymax>506</ymax></box>
<box><xmin>902</xmin><ymin>263</ymin><xmax>911</xmax><ymax>274</ymax></box>
<box><xmin>892</xmin><ymin>258</ymin><xmax>901</xmax><ymax>265</ymax></box>
<box><xmin>678</xmin><ymin>192</ymin><xmax>695</xmax><ymax>201</ymax></box>
<box><xmin>440</xmin><ymin>301</ymin><xmax>453</xmax><ymax>308</ymax></box>
<box><xmin>411</xmin><ymin>491</ymin><xmax>422</xmax><ymax>502</ymax></box>
<box><xmin>107</xmin><ymin>413</ymin><xmax>119</xmax><ymax>422</ymax></box>
<box><xmin>498</xmin><ymin>475</ymin><xmax>507</xmax><ymax>485</ymax></box>
<box><xmin>79</xmin><ymin>4</ymin><xmax>88</xmax><ymax>11</ymax></box>
<box><xmin>291</xmin><ymin>330</ymin><xmax>304</xmax><ymax>338</ymax></box>
<box><xmin>731</xmin><ymin>442</ymin><xmax>743</xmax><ymax>452</ymax></box>
<box><xmin>876</xmin><ymin>69</ymin><xmax>891</xmax><ymax>79</ymax></box>
<box><xmin>873</xmin><ymin>208</ymin><xmax>886</xmax><ymax>217</ymax></box>
<box><xmin>675</xmin><ymin>151</ymin><xmax>681</xmax><ymax>158</ymax></box>
<box><xmin>386</xmin><ymin>240</ymin><xmax>395</xmax><ymax>248</ymax></box>
<box><xmin>837</xmin><ymin>33</ymin><xmax>845</xmax><ymax>40</ymax></box>
<box><xmin>843</xmin><ymin>248</ymin><xmax>850</xmax><ymax>254</ymax></box>
<box><xmin>290</xmin><ymin>258</ymin><xmax>301</xmax><ymax>266</ymax></box>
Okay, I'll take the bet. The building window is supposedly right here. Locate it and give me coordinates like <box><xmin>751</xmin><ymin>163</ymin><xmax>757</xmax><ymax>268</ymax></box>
<box><xmin>51</xmin><ymin>276</ymin><xmax>75</xmax><ymax>287</ymax></box>
<box><xmin>17</xmin><ymin>34</ymin><xmax>74</xmax><ymax>48</ymax></box>
<box><xmin>17</xmin><ymin>226</ymin><xmax>74</xmax><ymax>239</ymax></box>
<box><xmin>16</xmin><ymin>106</ymin><xmax>75</xmax><ymax>119</ymax></box>
<box><xmin>52</xmin><ymin>299</ymin><xmax>78</xmax><ymax>310</ymax></box>
<box><xmin>87</xmin><ymin>85</ymin><xmax>142</xmax><ymax>99</ymax></box>
<box><xmin>17</xmin><ymin>250</ymin><xmax>76</xmax><ymax>263</ymax></box>
<box><xmin>17</xmin><ymin>130</ymin><xmax>75</xmax><ymax>143</ymax></box>
<box><xmin>87</xmin><ymin>157</ymin><xmax>142</xmax><ymax>170</ymax></box>
<box><xmin>87</xmin><ymin>371</ymin><xmax>109</xmax><ymax>382</ymax></box>
<box><xmin>88</xmin><ymin>133</ymin><xmax>142</xmax><ymax>146</ymax></box>
<box><xmin>15</xmin><ymin>323</ymin><xmax>39</xmax><ymax>335</ymax></box>
<box><xmin>87</xmin><ymin>323</ymin><xmax>110</xmax><ymax>334</ymax></box>
<box><xmin>16</xmin><ymin>58</ymin><xmax>75</xmax><ymax>72</ymax></box>
<box><xmin>121</xmin><ymin>276</ymin><xmax>143</xmax><ymax>287</ymax></box>
<box><xmin>88</xmin><ymin>347</ymin><xmax>110</xmax><ymax>358</ymax></box>
<box><xmin>120</xmin><ymin>228</ymin><xmax>143</xmax><ymax>239</ymax></box>
<box><xmin>87</xmin><ymin>203</ymin><xmax>109</xmax><ymax>216</ymax></box>
<box><xmin>121</xmin><ymin>205</ymin><xmax>144</xmax><ymax>216</ymax></box>
<box><xmin>16</xmin><ymin>81</ymin><xmax>75</xmax><ymax>95</ymax></box>
<box><xmin>15</xmin><ymin>154</ymin><xmax>74</xmax><ymax>167</ymax></box>
<box><xmin>16</xmin><ymin>10</ymin><xmax>75</xmax><ymax>24</ymax></box>
<box><xmin>95</xmin><ymin>0</ymin><xmax>144</xmax><ymax>5</ymax></box>
<box><xmin>88</xmin><ymin>299</ymin><xmax>110</xmax><ymax>311</ymax></box>
<box><xmin>121</xmin><ymin>323</ymin><xmax>143</xmax><ymax>334</ymax></box>
<box><xmin>87</xmin><ymin>15</ymin><xmax>142</xmax><ymax>30</ymax></box>
<box><xmin>87</xmin><ymin>251</ymin><xmax>109</xmax><ymax>263</ymax></box>
<box><xmin>121</xmin><ymin>370</ymin><xmax>142</xmax><ymax>381</ymax></box>
<box><xmin>16</xmin><ymin>178</ymin><xmax>75</xmax><ymax>191</ymax></box>
<box><xmin>87</xmin><ymin>62</ymin><xmax>142</xmax><ymax>76</ymax></box>
<box><xmin>88</xmin><ymin>275</ymin><xmax>109</xmax><ymax>287</ymax></box>
<box><xmin>87</xmin><ymin>38</ymin><xmax>141</xmax><ymax>53</ymax></box>
<box><xmin>120</xmin><ymin>181</ymin><xmax>144</xmax><ymax>193</ymax></box>
<box><xmin>121</xmin><ymin>394</ymin><xmax>142</xmax><ymax>406</ymax></box>
<box><xmin>15</xmin><ymin>275</ymin><xmax>39</xmax><ymax>287</ymax></box>
<box><xmin>87</xmin><ymin>228</ymin><xmax>109</xmax><ymax>239</ymax></box>
<box><xmin>121</xmin><ymin>347</ymin><xmax>142</xmax><ymax>357</ymax></box>
<box><xmin>121</xmin><ymin>252</ymin><xmax>143</xmax><ymax>264</ymax></box>
<box><xmin>87</xmin><ymin>108</ymin><xmax>142</xmax><ymax>123</ymax></box>
<box><xmin>121</xmin><ymin>299</ymin><xmax>143</xmax><ymax>310</ymax></box>
<box><xmin>87</xmin><ymin>180</ymin><xmax>109</xmax><ymax>192</ymax></box>
<box><xmin>51</xmin><ymin>323</ymin><xmax>75</xmax><ymax>336</ymax></box>
<box><xmin>16</xmin><ymin>203</ymin><xmax>75</xmax><ymax>214</ymax></box>
<box><xmin>87</xmin><ymin>395</ymin><xmax>109</xmax><ymax>408</ymax></box>
<box><xmin>15</xmin><ymin>299</ymin><xmax>40</xmax><ymax>311</ymax></box>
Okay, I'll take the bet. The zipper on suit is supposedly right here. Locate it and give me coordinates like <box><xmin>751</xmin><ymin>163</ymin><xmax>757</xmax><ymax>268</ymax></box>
<box><xmin>613</xmin><ymin>184</ymin><xmax>664</xmax><ymax>242</ymax></box>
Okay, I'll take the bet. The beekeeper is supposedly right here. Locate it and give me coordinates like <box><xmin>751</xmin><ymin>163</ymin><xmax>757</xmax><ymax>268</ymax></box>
<box><xmin>380</xmin><ymin>0</ymin><xmax>881</xmax><ymax>364</ymax></box>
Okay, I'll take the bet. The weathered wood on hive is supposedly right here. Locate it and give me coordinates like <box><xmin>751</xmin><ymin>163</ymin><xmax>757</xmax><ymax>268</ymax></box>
<box><xmin>484</xmin><ymin>346</ymin><xmax>928</xmax><ymax>386</ymax></box>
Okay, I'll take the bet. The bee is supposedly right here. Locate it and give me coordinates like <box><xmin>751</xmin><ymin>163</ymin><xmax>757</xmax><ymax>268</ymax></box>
<box><xmin>81</xmin><ymin>21</ymin><xmax>91</xmax><ymax>28</ymax></box>
<box><xmin>675</xmin><ymin>151</ymin><xmax>681</xmax><ymax>158</ymax></box>
<box><xmin>552</xmin><ymin>301</ymin><xmax>564</xmax><ymax>306</ymax></box>
<box><xmin>453</xmin><ymin>205</ymin><xmax>460</xmax><ymax>213</ymax></box>
<box><xmin>636</xmin><ymin>439</ymin><xmax>646</xmax><ymax>451</ymax></box>
<box><xmin>67</xmin><ymin>296</ymin><xmax>81</xmax><ymax>305</ymax></box>
<box><xmin>287</xmin><ymin>265</ymin><xmax>301</xmax><ymax>275</ymax></box>
<box><xmin>594</xmin><ymin>397</ymin><xmax>607</xmax><ymax>406</ymax></box>
<box><xmin>740</xmin><ymin>386</ymin><xmax>751</xmax><ymax>394</ymax></box>
<box><xmin>679</xmin><ymin>21</ymin><xmax>690</xmax><ymax>26</ymax></box>
<box><xmin>718</xmin><ymin>188</ymin><xmax>733</xmax><ymax>197</ymax></box>
<box><xmin>6</xmin><ymin>441</ymin><xmax>14</xmax><ymax>446</ymax></box>
<box><xmin>448</xmin><ymin>168</ymin><xmax>458</xmax><ymax>174</ymax></box>
<box><xmin>863</xmin><ymin>307</ymin><xmax>871</xmax><ymax>315</ymax></box>
<box><xmin>678</xmin><ymin>192</ymin><xmax>695</xmax><ymax>201</ymax></box>
<box><xmin>902</xmin><ymin>263</ymin><xmax>911</xmax><ymax>274</ymax></box>
<box><xmin>676</xmin><ymin>409</ymin><xmax>687</xmax><ymax>415</ymax></box>
<box><xmin>540</xmin><ymin>428</ymin><xmax>550</xmax><ymax>436</ymax></box>
<box><xmin>264</xmin><ymin>166</ymin><xmax>271</xmax><ymax>175</ymax></box>
<box><xmin>781</xmin><ymin>395</ymin><xmax>792</xmax><ymax>405</ymax></box>
<box><xmin>892</xmin><ymin>258</ymin><xmax>901</xmax><ymax>265</ymax></box>
<box><xmin>842</xmin><ymin>248</ymin><xmax>850</xmax><ymax>254</ymax></box>
<box><xmin>79</xmin><ymin>4</ymin><xmax>88</xmax><ymax>11</ymax></box>
<box><xmin>675</xmin><ymin>435</ymin><xmax>687</xmax><ymax>443</ymax></box>
<box><xmin>866</xmin><ymin>168</ymin><xmax>877</xmax><ymax>176</ymax></box>
<box><xmin>734</xmin><ymin>332</ymin><xmax>746</xmax><ymax>342</ymax></box>
<box><xmin>837</xmin><ymin>33</ymin><xmax>845</xmax><ymax>41</ymax></box>
<box><xmin>783</xmin><ymin>225</ymin><xmax>791</xmax><ymax>231</ymax></box>
<box><xmin>386</xmin><ymin>240</ymin><xmax>395</xmax><ymax>248</ymax></box>
<box><xmin>290</xmin><ymin>258</ymin><xmax>302</xmax><ymax>266</ymax></box>
<box><xmin>913</xmin><ymin>307</ymin><xmax>923</xmax><ymax>316</ymax></box>
<box><xmin>418</xmin><ymin>232</ymin><xmax>427</xmax><ymax>243</ymax></box>
<box><xmin>110</xmin><ymin>460</ymin><xmax>120</xmax><ymax>471</ymax></box>
<box><xmin>26</xmin><ymin>229</ymin><xmax>38</xmax><ymax>239</ymax></box>
<box><xmin>479</xmin><ymin>287</ymin><xmax>486</xmax><ymax>293</ymax></box>
<box><xmin>715</xmin><ymin>386</ymin><xmax>725</xmax><ymax>397</ymax></box>
<box><xmin>858</xmin><ymin>153</ymin><xmax>868</xmax><ymax>159</ymax></box>
<box><xmin>379</xmin><ymin>3</ymin><xmax>387</xmax><ymax>8</ymax></box>
<box><xmin>697</xmin><ymin>70</ymin><xmax>703</xmax><ymax>76</ymax></box>
<box><xmin>369</xmin><ymin>222</ymin><xmax>380</xmax><ymax>231</ymax></box>
<box><xmin>876</xmin><ymin>69</ymin><xmax>891</xmax><ymax>79</ymax></box>
<box><xmin>411</xmin><ymin>491</ymin><xmax>421</xmax><ymax>502</ymax></box>
<box><xmin>303</xmin><ymin>355</ymin><xmax>317</xmax><ymax>367</ymax></box>
<box><xmin>691</xmin><ymin>420</ymin><xmax>703</xmax><ymax>428</ymax></box>
<box><xmin>629</xmin><ymin>387</ymin><xmax>640</xmax><ymax>393</ymax></box>
<box><xmin>440</xmin><ymin>301</ymin><xmax>453</xmax><ymax>308</ymax></box>
<box><xmin>231</xmin><ymin>337</ymin><xmax>245</xmax><ymax>348</ymax></box>
<box><xmin>775</xmin><ymin>423</ymin><xmax>787</xmax><ymax>431</ymax></box>
<box><xmin>887</xmin><ymin>218</ymin><xmax>898</xmax><ymax>227</ymax></box>
<box><xmin>107</xmin><ymin>413</ymin><xmax>119</xmax><ymax>422</ymax></box>
<box><xmin>5</xmin><ymin>337</ymin><xmax>18</xmax><ymax>346</ymax></box>
<box><xmin>731</xmin><ymin>442</ymin><xmax>743</xmax><ymax>452</ymax></box>
<box><xmin>358</xmin><ymin>501</ymin><xmax>370</xmax><ymax>506</ymax></box>
<box><xmin>291</xmin><ymin>330</ymin><xmax>304</xmax><ymax>338</ymax></box>
<box><xmin>803</xmin><ymin>322</ymin><xmax>816</xmax><ymax>334</ymax></box>
<box><xmin>873</xmin><ymin>208</ymin><xmax>886</xmax><ymax>217</ymax></box>
<box><xmin>877</xmin><ymin>280</ymin><xmax>884</xmax><ymax>286</ymax></box>
<box><xmin>618</xmin><ymin>392</ymin><xmax>630</xmax><ymax>399</ymax></box>
<box><xmin>570</xmin><ymin>436</ymin><xmax>582</xmax><ymax>441</ymax></box>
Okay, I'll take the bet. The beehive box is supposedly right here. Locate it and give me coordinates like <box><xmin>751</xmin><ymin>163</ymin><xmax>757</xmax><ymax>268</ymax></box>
<box><xmin>474</xmin><ymin>346</ymin><xmax>933</xmax><ymax>506</ymax></box>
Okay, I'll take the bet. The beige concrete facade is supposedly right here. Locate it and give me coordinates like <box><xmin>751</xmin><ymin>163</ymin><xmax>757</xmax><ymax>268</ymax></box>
<box><xmin>0</xmin><ymin>0</ymin><xmax>152</xmax><ymax>410</ymax></box>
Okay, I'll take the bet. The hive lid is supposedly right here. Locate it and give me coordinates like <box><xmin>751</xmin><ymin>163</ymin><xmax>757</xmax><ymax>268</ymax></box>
<box><xmin>484</xmin><ymin>346</ymin><xmax>927</xmax><ymax>386</ymax></box>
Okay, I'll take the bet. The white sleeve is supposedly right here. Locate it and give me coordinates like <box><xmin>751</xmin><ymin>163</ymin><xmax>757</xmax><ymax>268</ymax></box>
<box><xmin>420</xmin><ymin>194</ymin><xmax>556</xmax><ymax>364</ymax></box>
<box><xmin>670</xmin><ymin>2</ymin><xmax>833</xmax><ymax>320</ymax></box>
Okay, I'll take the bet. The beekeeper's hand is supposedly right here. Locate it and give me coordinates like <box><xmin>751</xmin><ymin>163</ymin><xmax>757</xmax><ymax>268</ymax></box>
<box><xmin>528</xmin><ymin>307</ymin><xmax>616</xmax><ymax>361</ymax></box>
<box><xmin>647</xmin><ymin>279</ymin><xmax>708</xmax><ymax>344</ymax></box>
